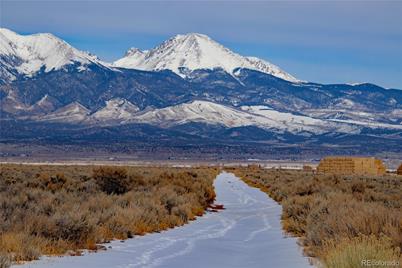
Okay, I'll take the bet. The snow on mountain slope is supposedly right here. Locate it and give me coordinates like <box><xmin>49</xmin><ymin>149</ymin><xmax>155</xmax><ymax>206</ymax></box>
<box><xmin>22</xmin><ymin>99</ymin><xmax>402</xmax><ymax>133</ymax></box>
<box><xmin>240</xmin><ymin>105</ymin><xmax>338</xmax><ymax>130</ymax></box>
<box><xmin>133</xmin><ymin>100</ymin><xmax>253</xmax><ymax>127</ymax></box>
<box><xmin>0</xmin><ymin>28</ymin><xmax>109</xmax><ymax>81</ymax></box>
<box><xmin>242</xmin><ymin>105</ymin><xmax>402</xmax><ymax>130</ymax></box>
<box><xmin>91</xmin><ymin>98</ymin><xmax>139</xmax><ymax>122</ymax></box>
<box><xmin>0</xmin><ymin>90</ymin><xmax>28</xmax><ymax>113</ymax></box>
<box><xmin>0</xmin><ymin>90</ymin><xmax>60</xmax><ymax>115</ymax></box>
<box><xmin>302</xmin><ymin>107</ymin><xmax>402</xmax><ymax>126</ymax></box>
<box><xmin>27</xmin><ymin>94</ymin><xmax>60</xmax><ymax>114</ymax></box>
<box><xmin>113</xmin><ymin>33</ymin><xmax>298</xmax><ymax>82</ymax></box>
<box><xmin>37</xmin><ymin>102</ymin><xmax>90</xmax><ymax>123</ymax></box>
<box><xmin>328</xmin><ymin>119</ymin><xmax>402</xmax><ymax>130</ymax></box>
<box><xmin>131</xmin><ymin>100</ymin><xmax>357</xmax><ymax>134</ymax></box>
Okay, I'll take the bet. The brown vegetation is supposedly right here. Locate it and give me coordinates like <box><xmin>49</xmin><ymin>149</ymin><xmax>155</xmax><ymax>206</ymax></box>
<box><xmin>0</xmin><ymin>254</ymin><xmax>11</xmax><ymax>268</ymax></box>
<box><xmin>0</xmin><ymin>164</ymin><xmax>218</xmax><ymax>263</ymax></box>
<box><xmin>229</xmin><ymin>166</ymin><xmax>402</xmax><ymax>267</ymax></box>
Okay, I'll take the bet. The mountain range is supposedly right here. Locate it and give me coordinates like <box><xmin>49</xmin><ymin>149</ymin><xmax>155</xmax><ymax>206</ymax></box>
<box><xmin>1</xmin><ymin>28</ymin><xmax>401</xmax><ymax>159</ymax></box>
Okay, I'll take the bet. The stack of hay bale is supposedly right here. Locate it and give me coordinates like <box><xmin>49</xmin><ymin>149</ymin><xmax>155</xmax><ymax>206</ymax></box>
<box><xmin>317</xmin><ymin>157</ymin><xmax>386</xmax><ymax>176</ymax></box>
<box><xmin>397</xmin><ymin>163</ymin><xmax>402</xmax><ymax>175</ymax></box>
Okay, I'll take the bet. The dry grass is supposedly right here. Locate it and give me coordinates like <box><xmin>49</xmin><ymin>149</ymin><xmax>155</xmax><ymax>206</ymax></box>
<box><xmin>0</xmin><ymin>254</ymin><xmax>11</xmax><ymax>268</ymax></box>
<box><xmin>0</xmin><ymin>164</ymin><xmax>219</xmax><ymax>263</ymax></box>
<box><xmin>323</xmin><ymin>235</ymin><xmax>400</xmax><ymax>268</ymax></box>
<box><xmin>229</xmin><ymin>166</ymin><xmax>402</xmax><ymax>267</ymax></box>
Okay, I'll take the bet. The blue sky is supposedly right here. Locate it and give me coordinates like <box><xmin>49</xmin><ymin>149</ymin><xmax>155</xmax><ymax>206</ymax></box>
<box><xmin>1</xmin><ymin>0</ymin><xmax>401</xmax><ymax>88</ymax></box>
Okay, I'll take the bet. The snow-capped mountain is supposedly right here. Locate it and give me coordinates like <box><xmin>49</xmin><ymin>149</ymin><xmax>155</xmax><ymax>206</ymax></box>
<box><xmin>0</xmin><ymin>28</ymin><xmax>109</xmax><ymax>82</ymax></box>
<box><xmin>1</xmin><ymin>28</ymin><xmax>402</xmax><ymax>156</ymax></box>
<box><xmin>113</xmin><ymin>33</ymin><xmax>298</xmax><ymax>82</ymax></box>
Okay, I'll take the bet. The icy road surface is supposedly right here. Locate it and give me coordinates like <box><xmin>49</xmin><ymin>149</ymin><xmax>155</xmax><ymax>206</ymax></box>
<box><xmin>19</xmin><ymin>172</ymin><xmax>311</xmax><ymax>268</ymax></box>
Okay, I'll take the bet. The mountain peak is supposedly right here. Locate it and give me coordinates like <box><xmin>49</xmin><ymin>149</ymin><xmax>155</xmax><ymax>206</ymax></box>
<box><xmin>124</xmin><ymin>47</ymin><xmax>144</xmax><ymax>57</ymax></box>
<box><xmin>171</xmin><ymin>32</ymin><xmax>211</xmax><ymax>41</ymax></box>
<box><xmin>0</xmin><ymin>28</ymin><xmax>109</xmax><ymax>82</ymax></box>
<box><xmin>0</xmin><ymin>28</ymin><xmax>57</xmax><ymax>39</ymax></box>
<box><xmin>113</xmin><ymin>32</ymin><xmax>298</xmax><ymax>82</ymax></box>
<box><xmin>0</xmin><ymin>28</ymin><xmax>19</xmax><ymax>38</ymax></box>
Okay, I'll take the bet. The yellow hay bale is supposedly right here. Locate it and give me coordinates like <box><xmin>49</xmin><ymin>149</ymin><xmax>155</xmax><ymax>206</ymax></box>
<box><xmin>397</xmin><ymin>163</ymin><xmax>402</xmax><ymax>175</ymax></box>
<box><xmin>316</xmin><ymin>157</ymin><xmax>386</xmax><ymax>176</ymax></box>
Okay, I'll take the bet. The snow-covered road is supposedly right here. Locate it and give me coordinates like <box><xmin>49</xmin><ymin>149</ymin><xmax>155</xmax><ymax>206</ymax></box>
<box><xmin>19</xmin><ymin>172</ymin><xmax>311</xmax><ymax>268</ymax></box>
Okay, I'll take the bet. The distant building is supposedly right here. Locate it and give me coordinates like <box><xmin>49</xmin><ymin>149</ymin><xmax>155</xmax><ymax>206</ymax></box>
<box><xmin>316</xmin><ymin>157</ymin><xmax>386</xmax><ymax>176</ymax></box>
<box><xmin>397</xmin><ymin>163</ymin><xmax>402</xmax><ymax>175</ymax></box>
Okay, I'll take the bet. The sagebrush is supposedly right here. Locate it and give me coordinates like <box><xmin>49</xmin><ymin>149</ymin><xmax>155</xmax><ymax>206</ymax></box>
<box><xmin>230</xmin><ymin>167</ymin><xmax>402</xmax><ymax>266</ymax></box>
<box><xmin>0</xmin><ymin>164</ymin><xmax>218</xmax><ymax>262</ymax></box>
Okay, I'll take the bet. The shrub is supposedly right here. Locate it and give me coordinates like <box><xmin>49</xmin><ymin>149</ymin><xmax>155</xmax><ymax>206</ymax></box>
<box><xmin>323</xmin><ymin>235</ymin><xmax>401</xmax><ymax>268</ymax></box>
<box><xmin>38</xmin><ymin>173</ymin><xmax>68</xmax><ymax>191</ymax></box>
<box><xmin>0</xmin><ymin>254</ymin><xmax>11</xmax><ymax>268</ymax></box>
<box><xmin>0</xmin><ymin>164</ymin><xmax>218</xmax><ymax>262</ymax></box>
<box><xmin>40</xmin><ymin>213</ymin><xmax>93</xmax><ymax>243</ymax></box>
<box><xmin>351</xmin><ymin>181</ymin><xmax>365</xmax><ymax>194</ymax></box>
<box><xmin>159</xmin><ymin>187</ymin><xmax>180</xmax><ymax>214</ymax></box>
<box><xmin>305</xmin><ymin>194</ymin><xmax>401</xmax><ymax>251</ymax></box>
<box><xmin>231</xmin><ymin>167</ymin><xmax>402</xmax><ymax>264</ymax></box>
<box><xmin>172</xmin><ymin>204</ymin><xmax>192</xmax><ymax>222</ymax></box>
<box><xmin>92</xmin><ymin>167</ymin><xmax>131</xmax><ymax>195</ymax></box>
<box><xmin>0</xmin><ymin>233</ymin><xmax>41</xmax><ymax>262</ymax></box>
<box><xmin>282</xmin><ymin>194</ymin><xmax>323</xmax><ymax>235</ymax></box>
